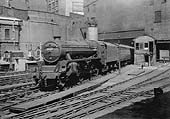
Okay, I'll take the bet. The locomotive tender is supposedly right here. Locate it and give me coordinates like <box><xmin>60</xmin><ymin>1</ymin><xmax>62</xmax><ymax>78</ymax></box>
<box><xmin>38</xmin><ymin>39</ymin><xmax>133</xmax><ymax>90</ymax></box>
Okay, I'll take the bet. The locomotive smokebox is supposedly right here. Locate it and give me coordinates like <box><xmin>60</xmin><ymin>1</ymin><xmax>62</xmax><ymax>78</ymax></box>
<box><xmin>42</xmin><ymin>41</ymin><xmax>61</xmax><ymax>63</ymax></box>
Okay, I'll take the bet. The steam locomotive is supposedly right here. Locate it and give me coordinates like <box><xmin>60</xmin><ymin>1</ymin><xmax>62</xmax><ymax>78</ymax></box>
<box><xmin>37</xmin><ymin>39</ymin><xmax>133</xmax><ymax>91</ymax></box>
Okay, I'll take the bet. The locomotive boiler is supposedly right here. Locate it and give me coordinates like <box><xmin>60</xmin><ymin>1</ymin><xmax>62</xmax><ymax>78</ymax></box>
<box><xmin>42</xmin><ymin>40</ymin><xmax>98</xmax><ymax>64</ymax></box>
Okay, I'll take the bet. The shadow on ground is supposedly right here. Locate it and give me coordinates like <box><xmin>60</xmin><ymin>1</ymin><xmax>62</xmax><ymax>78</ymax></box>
<box><xmin>96</xmin><ymin>91</ymin><xmax>170</xmax><ymax>119</ymax></box>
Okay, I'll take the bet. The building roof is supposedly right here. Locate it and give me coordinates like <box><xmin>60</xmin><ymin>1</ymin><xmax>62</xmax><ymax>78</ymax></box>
<box><xmin>99</xmin><ymin>29</ymin><xmax>145</xmax><ymax>40</ymax></box>
<box><xmin>119</xmin><ymin>44</ymin><xmax>134</xmax><ymax>49</ymax></box>
<box><xmin>0</xmin><ymin>16</ymin><xmax>22</xmax><ymax>25</ymax></box>
<box><xmin>133</xmin><ymin>36</ymin><xmax>155</xmax><ymax>43</ymax></box>
<box><xmin>0</xmin><ymin>60</ymin><xmax>10</xmax><ymax>65</ymax></box>
<box><xmin>100</xmin><ymin>41</ymin><xmax>134</xmax><ymax>49</ymax></box>
<box><xmin>0</xmin><ymin>16</ymin><xmax>22</xmax><ymax>21</ymax></box>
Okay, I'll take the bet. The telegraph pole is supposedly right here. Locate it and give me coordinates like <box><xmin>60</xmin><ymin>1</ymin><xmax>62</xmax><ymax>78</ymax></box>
<box><xmin>118</xmin><ymin>40</ymin><xmax>121</xmax><ymax>74</ymax></box>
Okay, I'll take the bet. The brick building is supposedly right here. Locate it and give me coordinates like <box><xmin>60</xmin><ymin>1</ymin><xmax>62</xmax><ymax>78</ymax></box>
<box><xmin>145</xmin><ymin>0</ymin><xmax>170</xmax><ymax>60</ymax></box>
<box><xmin>84</xmin><ymin>0</ymin><xmax>147</xmax><ymax>46</ymax></box>
<box><xmin>0</xmin><ymin>2</ymin><xmax>84</xmax><ymax>59</ymax></box>
<box><xmin>72</xmin><ymin>0</ymin><xmax>84</xmax><ymax>15</ymax></box>
<box><xmin>0</xmin><ymin>16</ymin><xmax>22</xmax><ymax>58</ymax></box>
<box><xmin>84</xmin><ymin>0</ymin><xmax>170</xmax><ymax>61</ymax></box>
<box><xmin>46</xmin><ymin>0</ymin><xmax>83</xmax><ymax>16</ymax></box>
<box><xmin>0</xmin><ymin>0</ymin><xmax>47</xmax><ymax>11</ymax></box>
<box><xmin>46</xmin><ymin>0</ymin><xmax>59</xmax><ymax>14</ymax></box>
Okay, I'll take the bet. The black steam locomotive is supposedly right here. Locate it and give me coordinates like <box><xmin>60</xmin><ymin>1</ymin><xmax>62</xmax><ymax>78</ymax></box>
<box><xmin>36</xmin><ymin>39</ymin><xmax>133</xmax><ymax>91</ymax></box>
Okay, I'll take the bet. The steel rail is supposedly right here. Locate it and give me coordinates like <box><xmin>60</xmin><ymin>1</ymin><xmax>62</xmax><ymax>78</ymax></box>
<box><xmin>0</xmin><ymin>73</ymin><xmax>33</xmax><ymax>87</ymax></box>
<box><xmin>60</xmin><ymin>79</ymin><xmax>170</xmax><ymax>119</ymax></box>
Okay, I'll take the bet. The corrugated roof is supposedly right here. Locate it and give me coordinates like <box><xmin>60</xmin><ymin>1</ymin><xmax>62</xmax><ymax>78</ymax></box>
<box><xmin>99</xmin><ymin>41</ymin><xmax>134</xmax><ymax>49</ymax></box>
<box><xmin>119</xmin><ymin>44</ymin><xmax>134</xmax><ymax>49</ymax></box>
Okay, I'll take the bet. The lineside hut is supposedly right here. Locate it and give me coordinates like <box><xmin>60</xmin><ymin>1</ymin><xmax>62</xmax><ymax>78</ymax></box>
<box><xmin>134</xmin><ymin>36</ymin><xmax>156</xmax><ymax>66</ymax></box>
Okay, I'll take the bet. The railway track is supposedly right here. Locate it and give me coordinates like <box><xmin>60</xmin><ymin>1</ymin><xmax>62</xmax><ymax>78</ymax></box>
<box><xmin>0</xmin><ymin>71</ymin><xmax>31</xmax><ymax>76</ymax></box>
<box><xmin>0</xmin><ymin>88</ymin><xmax>60</xmax><ymax>111</ymax></box>
<box><xmin>0</xmin><ymin>71</ymin><xmax>102</xmax><ymax>111</ymax></box>
<box><xmin>63</xmin><ymin>83</ymin><xmax>170</xmax><ymax>119</ymax></box>
<box><xmin>0</xmin><ymin>63</ymin><xmax>125</xmax><ymax>112</ymax></box>
<box><xmin>0</xmin><ymin>72</ymin><xmax>34</xmax><ymax>86</ymax></box>
<box><xmin>0</xmin><ymin>72</ymin><xmax>36</xmax><ymax>104</ymax></box>
<box><xmin>5</xmin><ymin>64</ymin><xmax>170</xmax><ymax>119</ymax></box>
<box><xmin>0</xmin><ymin>83</ymin><xmax>35</xmax><ymax>102</ymax></box>
<box><xmin>0</xmin><ymin>68</ymin><xmax>106</xmax><ymax>116</ymax></box>
<box><xmin>26</xmin><ymin>74</ymin><xmax>170</xmax><ymax>119</ymax></box>
<box><xmin>0</xmin><ymin>72</ymin><xmax>39</xmax><ymax>112</ymax></box>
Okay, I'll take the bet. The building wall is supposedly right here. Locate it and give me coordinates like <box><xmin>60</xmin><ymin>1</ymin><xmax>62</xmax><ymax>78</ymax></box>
<box><xmin>58</xmin><ymin>0</ymin><xmax>68</xmax><ymax>16</ymax></box>
<box><xmin>63</xmin><ymin>0</ymin><xmax>84</xmax><ymax>16</ymax></box>
<box><xmin>47</xmin><ymin>0</ymin><xmax>84</xmax><ymax>16</ymax></box>
<box><xmin>84</xmin><ymin>0</ymin><xmax>170</xmax><ymax>41</ymax></box>
<box><xmin>0</xmin><ymin>20</ymin><xmax>21</xmax><ymax>57</ymax></box>
<box><xmin>0</xmin><ymin>6</ymin><xmax>28</xmax><ymax>20</ymax></box>
<box><xmin>72</xmin><ymin>0</ymin><xmax>84</xmax><ymax>15</ymax></box>
<box><xmin>0</xmin><ymin>0</ymin><xmax>47</xmax><ymax>11</ymax></box>
<box><xmin>21</xmin><ymin>12</ymin><xmax>84</xmax><ymax>57</ymax></box>
<box><xmin>133</xmin><ymin>36</ymin><xmax>156</xmax><ymax>65</ymax></box>
<box><xmin>145</xmin><ymin>0</ymin><xmax>170</xmax><ymax>60</ymax></box>
<box><xmin>47</xmin><ymin>0</ymin><xmax>59</xmax><ymax>13</ymax></box>
<box><xmin>1</xmin><ymin>0</ymin><xmax>84</xmax><ymax>16</ymax></box>
<box><xmin>46</xmin><ymin>0</ymin><xmax>68</xmax><ymax>15</ymax></box>
<box><xmin>69</xmin><ymin>13</ymin><xmax>86</xmax><ymax>41</ymax></box>
<box><xmin>146</xmin><ymin>0</ymin><xmax>170</xmax><ymax>41</ymax></box>
<box><xmin>84</xmin><ymin>0</ymin><xmax>170</xmax><ymax>60</ymax></box>
<box><xmin>0</xmin><ymin>6</ymin><xmax>84</xmax><ymax>58</ymax></box>
<box><xmin>20</xmin><ymin>10</ymin><xmax>71</xmax><ymax>57</ymax></box>
<box><xmin>84</xmin><ymin>0</ymin><xmax>148</xmax><ymax>33</ymax></box>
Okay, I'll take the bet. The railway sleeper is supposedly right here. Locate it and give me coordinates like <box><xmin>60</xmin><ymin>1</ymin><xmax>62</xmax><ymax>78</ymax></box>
<box><xmin>61</xmin><ymin>91</ymin><xmax>153</xmax><ymax>119</ymax></box>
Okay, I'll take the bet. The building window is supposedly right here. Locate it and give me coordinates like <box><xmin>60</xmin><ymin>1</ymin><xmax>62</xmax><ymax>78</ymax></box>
<box><xmin>5</xmin><ymin>29</ymin><xmax>10</xmax><ymax>40</ymax></box>
<box><xmin>93</xmin><ymin>4</ymin><xmax>96</xmax><ymax>12</ymax></box>
<box><xmin>139</xmin><ymin>43</ymin><xmax>144</xmax><ymax>50</ymax></box>
<box><xmin>144</xmin><ymin>43</ymin><xmax>148</xmax><ymax>50</ymax></box>
<box><xmin>52</xmin><ymin>2</ymin><xmax>55</xmax><ymax>10</ymax></box>
<box><xmin>149</xmin><ymin>0</ymin><xmax>154</xmax><ymax>6</ymax></box>
<box><xmin>155</xmin><ymin>11</ymin><xmax>161</xmax><ymax>23</ymax></box>
<box><xmin>136</xmin><ymin>43</ymin><xmax>139</xmax><ymax>50</ymax></box>
<box><xmin>136</xmin><ymin>43</ymin><xmax>146</xmax><ymax>50</ymax></box>
<box><xmin>48</xmin><ymin>4</ymin><xmax>51</xmax><ymax>11</ymax></box>
<box><xmin>162</xmin><ymin>0</ymin><xmax>166</xmax><ymax>3</ymax></box>
<box><xmin>47</xmin><ymin>0</ymin><xmax>59</xmax><ymax>12</ymax></box>
<box><xmin>88</xmin><ymin>7</ymin><xmax>90</xmax><ymax>12</ymax></box>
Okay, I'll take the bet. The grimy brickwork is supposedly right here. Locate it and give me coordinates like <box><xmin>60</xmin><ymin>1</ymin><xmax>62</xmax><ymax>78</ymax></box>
<box><xmin>84</xmin><ymin>0</ymin><xmax>170</xmax><ymax>41</ymax></box>
<box><xmin>0</xmin><ymin>5</ymin><xmax>84</xmax><ymax>58</ymax></box>
<box><xmin>84</xmin><ymin>0</ymin><xmax>147</xmax><ymax>33</ymax></box>
<box><xmin>84</xmin><ymin>0</ymin><xmax>170</xmax><ymax>60</ymax></box>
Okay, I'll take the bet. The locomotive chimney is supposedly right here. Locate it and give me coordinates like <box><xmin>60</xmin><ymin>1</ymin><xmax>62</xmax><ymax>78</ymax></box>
<box><xmin>87</xmin><ymin>17</ymin><xmax>98</xmax><ymax>41</ymax></box>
